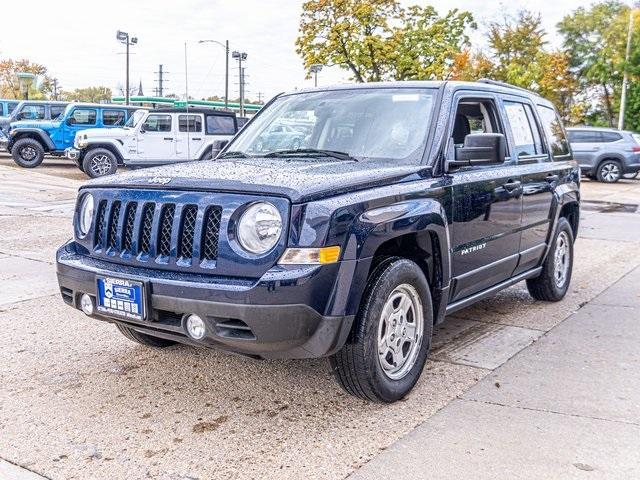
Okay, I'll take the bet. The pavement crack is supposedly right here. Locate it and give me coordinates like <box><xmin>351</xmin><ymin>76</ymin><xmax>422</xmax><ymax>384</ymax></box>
<box><xmin>461</xmin><ymin>398</ymin><xmax>640</xmax><ymax>428</ymax></box>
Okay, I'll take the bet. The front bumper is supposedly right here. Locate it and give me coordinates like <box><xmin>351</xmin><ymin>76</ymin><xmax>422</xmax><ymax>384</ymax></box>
<box><xmin>56</xmin><ymin>241</ymin><xmax>357</xmax><ymax>359</ymax></box>
<box><xmin>65</xmin><ymin>148</ymin><xmax>82</xmax><ymax>166</ymax></box>
<box><xmin>0</xmin><ymin>136</ymin><xmax>8</xmax><ymax>152</ymax></box>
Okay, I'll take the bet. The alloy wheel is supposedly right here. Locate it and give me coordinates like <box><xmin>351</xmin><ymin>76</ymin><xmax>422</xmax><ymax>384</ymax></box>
<box><xmin>554</xmin><ymin>231</ymin><xmax>571</xmax><ymax>288</ymax></box>
<box><xmin>91</xmin><ymin>154</ymin><xmax>112</xmax><ymax>176</ymax></box>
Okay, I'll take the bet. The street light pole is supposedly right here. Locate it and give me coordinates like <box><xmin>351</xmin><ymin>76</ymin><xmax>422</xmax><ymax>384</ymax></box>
<box><xmin>310</xmin><ymin>64</ymin><xmax>323</xmax><ymax>87</ymax></box>
<box><xmin>198</xmin><ymin>39</ymin><xmax>230</xmax><ymax>110</ymax></box>
<box><xmin>618</xmin><ymin>8</ymin><xmax>634</xmax><ymax>130</ymax></box>
<box><xmin>232</xmin><ymin>50</ymin><xmax>248</xmax><ymax>117</ymax></box>
<box><xmin>117</xmin><ymin>30</ymin><xmax>138</xmax><ymax>105</ymax></box>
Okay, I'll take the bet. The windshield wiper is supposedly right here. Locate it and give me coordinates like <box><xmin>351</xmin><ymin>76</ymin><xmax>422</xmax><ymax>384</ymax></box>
<box><xmin>218</xmin><ymin>151</ymin><xmax>249</xmax><ymax>159</ymax></box>
<box><xmin>264</xmin><ymin>148</ymin><xmax>358</xmax><ymax>162</ymax></box>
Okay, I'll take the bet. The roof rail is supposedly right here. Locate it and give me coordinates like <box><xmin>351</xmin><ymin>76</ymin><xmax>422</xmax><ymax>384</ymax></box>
<box><xmin>477</xmin><ymin>78</ymin><xmax>541</xmax><ymax>97</ymax></box>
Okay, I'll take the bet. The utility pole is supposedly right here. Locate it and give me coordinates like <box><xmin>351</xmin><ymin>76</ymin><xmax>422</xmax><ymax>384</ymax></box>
<box><xmin>116</xmin><ymin>30</ymin><xmax>138</xmax><ymax>105</ymax></box>
<box><xmin>52</xmin><ymin>78</ymin><xmax>59</xmax><ymax>100</ymax></box>
<box><xmin>155</xmin><ymin>64</ymin><xmax>168</xmax><ymax>97</ymax></box>
<box><xmin>618</xmin><ymin>8</ymin><xmax>634</xmax><ymax>130</ymax></box>
<box><xmin>232</xmin><ymin>50</ymin><xmax>248</xmax><ymax>116</ymax></box>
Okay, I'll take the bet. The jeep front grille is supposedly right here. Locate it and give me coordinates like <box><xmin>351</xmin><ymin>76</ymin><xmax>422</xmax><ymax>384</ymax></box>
<box><xmin>93</xmin><ymin>200</ymin><xmax>221</xmax><ymax>266</ymax></box>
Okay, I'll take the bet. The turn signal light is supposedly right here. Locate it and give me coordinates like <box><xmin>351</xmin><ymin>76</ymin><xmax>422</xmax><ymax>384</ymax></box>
<box><xmin>278</xmin><ymin>246</ymin><xmax>341</xmax><ymax>265</ymax></box>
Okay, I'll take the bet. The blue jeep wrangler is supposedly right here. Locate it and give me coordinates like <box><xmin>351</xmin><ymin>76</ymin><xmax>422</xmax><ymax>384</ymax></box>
<box><xmin>56</xmin><ymin>80</ymin><xmax>580</xmax><ymax>402</ymax></box>
<box><xmin>6</xmin><ymin>103</ymin><xmax>139</xmax><ymax>168</ymax></box>
<box><xmin>0</xmin><ymin>100</ymin><xmax>69</xmax><ymax>136</ymax></box>
<box><xmin>0</xmin><ymin>98</ymin><xmax>21</xmax><ymax>118</ymax></box>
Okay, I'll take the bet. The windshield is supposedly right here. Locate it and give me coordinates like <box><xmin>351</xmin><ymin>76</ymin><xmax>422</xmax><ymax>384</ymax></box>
<box><xmin>228</xmin><ymin>88</ymin><xmax>436</xmax><ymax>163</ymax></box>
<box><xmin>125</xmin><ymin>109</ymin><xmax>147</xmax><ymax>128</ymax></box>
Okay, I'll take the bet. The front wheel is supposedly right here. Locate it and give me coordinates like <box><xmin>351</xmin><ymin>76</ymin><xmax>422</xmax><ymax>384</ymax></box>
<box><xmin>82</xmin><ymin>148</ymin><xmax>118</xmax><ymax>178</ymax></box>
<box><xmin>526</xmin><ymin>217</ymin><xmax>574</xmax><ymax>302</ymax></box>
<box><xmin>12</xmin><ymin>138</ymin><xmax>45</xmax><ymax>168</ymax></box>
<box><xmin>330</xmin><ymin>258</ymin><xmax>433</xmax><ymax>402</ymax></box>
<box><xmin>596</xmin><ymin>160</ymin><xmax>622</xmax><ymax>183</ymax></box>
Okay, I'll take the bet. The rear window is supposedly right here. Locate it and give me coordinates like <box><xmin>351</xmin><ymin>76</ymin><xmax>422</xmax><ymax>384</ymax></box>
<box><xmin>536</xmin><ymin>105</ymin><xmax>570</xmax><ymax>158</ymax></box>
<box><xmin>206</xmin><ymin>115</ymin><xmax>236</xmax><ymax>135</ymax></box>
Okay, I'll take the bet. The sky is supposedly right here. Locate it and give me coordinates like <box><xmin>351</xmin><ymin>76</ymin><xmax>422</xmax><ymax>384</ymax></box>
<box><xmin>0</xmin><ymin>0</ymin><xmax>594</xmax><ymax>103</ymax></box>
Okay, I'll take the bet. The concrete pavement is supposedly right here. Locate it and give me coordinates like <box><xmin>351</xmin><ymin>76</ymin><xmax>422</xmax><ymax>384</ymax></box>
<box><xmin>351</xmin><ymin>257</ymin><xmax>640</xmax><ymax>479</ymax></box>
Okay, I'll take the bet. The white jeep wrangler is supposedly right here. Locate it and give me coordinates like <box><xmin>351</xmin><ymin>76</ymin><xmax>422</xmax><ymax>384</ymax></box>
<box><xmin>66</xmin><ymin>108</ymin><xmax>239</xmax><ymax>178</ymax></box>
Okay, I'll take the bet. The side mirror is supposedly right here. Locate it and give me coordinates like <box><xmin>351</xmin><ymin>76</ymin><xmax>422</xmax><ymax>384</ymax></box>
<box><xmin>447</xmin><ymin>133</ymin><xmax>506</xmax><ymax>170</ymax></box>
<box><xmin>139</xmin><ymin>125</ymin><xmax>146</xmax><ymax>133</ymax></box>
<box><xmin>66</xmin><ymin>117</ymin><xmax>76</xmax><ymax>126</ymax></box>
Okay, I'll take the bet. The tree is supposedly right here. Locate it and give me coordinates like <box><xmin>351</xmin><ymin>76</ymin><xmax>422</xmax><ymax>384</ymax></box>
<box><xmin>0</xmin><ymin>58</ymin><xmax>52</xmax><ymax>99</ymax></box>
<box><xmin>295</xmin><ymin>0</ymin><xmax>475</xmax><ymax>82</ymax></box>
<box><xmin>62</xmin><ymin>86</ymin><xmax>112</xmax><ymax>103</ymax></box>
<box><xmin>449</xmin><ymin>49</ymin><xmax>494</xmax><ymax>81</ymax></box>
<box><xmin>558</xmin><ymin>1</ymin><xmax>636</xmax><ymax>126</ymax></box>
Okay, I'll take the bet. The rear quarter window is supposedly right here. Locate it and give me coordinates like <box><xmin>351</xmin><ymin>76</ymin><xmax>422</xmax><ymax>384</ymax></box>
<box><xmin>536</xmin><ymin>105</ymin><xmax>570</xmax><ymax>158</ymax></box>
<box><xmin>206</xmin><ymin>115</ymin><xmax>236</xmax><ymax>135</ymax></box>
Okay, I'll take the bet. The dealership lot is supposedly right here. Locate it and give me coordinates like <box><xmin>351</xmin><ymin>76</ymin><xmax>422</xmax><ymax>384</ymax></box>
<box><xmin>1</xmin><ymin>154</ymin><xmax>640</xmax><ymax>479</ymax></box>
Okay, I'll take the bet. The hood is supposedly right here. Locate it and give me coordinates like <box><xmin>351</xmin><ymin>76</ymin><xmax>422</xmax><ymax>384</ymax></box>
<box><xmin>83</xmin><ymin>127</ymin><xmax>129</xmax><ymax>138</ymax></box>
<box><xmin>10</xmin><ymin>119</ymin><xmax>60</xmax><ymax>130</ymax></box>
<box><xmin>86</xmin><ymin>157</ymin><xmax>433</xmax><ymax>203</ymax></box>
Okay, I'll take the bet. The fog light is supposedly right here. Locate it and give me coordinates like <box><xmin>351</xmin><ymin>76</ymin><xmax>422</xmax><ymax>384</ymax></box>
<box><xmin>185</xmin><ymin>314</ymin><xmax>206</xmax><ymax>340</ymax></box>
<box><xmin>80</xmin><ymin>293</ymin><xmax>94</xmax><ymax>316</ymax></box>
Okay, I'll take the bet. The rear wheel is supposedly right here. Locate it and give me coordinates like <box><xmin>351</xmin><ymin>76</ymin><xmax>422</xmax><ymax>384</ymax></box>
<box><xmin>330</xmin><ymin>258</ymin><xmax>433</xmax><ymax>402</ymax></box>
<box><xmin>596</xmin><ymin>160</ymin><xmax>622</xmax><ymax>183</ymax></box>
<box><xmin>12</xmin><ymin>138</ymin><xmax>45</xmax><ymax>168</ymax></box>
<box><xmin>116</xmin><ymin>324</ymin><xmax>176</xmax><ymax>348</ymax></box>
<box><xmin>526</xmin><ymin>217</ymin><xmax>574</xmax><ymax>302</ymax></box>
<box><xmin>82</xmin><ymin>148</ymin><xmax>118</xmax><ymax>178</ymax></box>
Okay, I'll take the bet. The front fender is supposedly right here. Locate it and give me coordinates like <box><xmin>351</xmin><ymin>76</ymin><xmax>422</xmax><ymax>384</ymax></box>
<box><xmin>10</xmin><ymin>128</ymin><xmax>55</xmax><ymax>150</ymax></box>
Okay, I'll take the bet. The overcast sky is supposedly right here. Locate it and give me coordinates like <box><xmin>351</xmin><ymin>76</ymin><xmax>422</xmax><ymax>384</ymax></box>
<box><xmin>1</xmin><ymin>0</ymin><xmax>593</xmax><ymax>102</ymax></box>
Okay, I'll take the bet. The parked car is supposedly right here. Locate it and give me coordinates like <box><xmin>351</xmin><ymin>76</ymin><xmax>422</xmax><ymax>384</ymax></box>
<box><xmin>253</xmin><ymin>123</ymin><xmax>309</xmax><ymax>152</ymax></box>
<box><xmin>0</xmin><ymin>98</ymin><xmax>20</xmax><ymax>118</ymax></box>
<box><xmin>66</xmin><ymin>107</ymin><xmax>238</xmax><ymax>178</ymax></box>
<box><xmin>5</xmin><ymin>103</ymin><xmax>139</xmax><ymax>168</ymax></box>
<box><xmin>0</xmin><ymin>100</ymin><xmax>68</xmax><ymax>136</ymax></box>
<box><xmin>566</xmin><ymin>126</ymin><xmax>640</xmax><ymax>182</ymax></box>
<box><xmin>56</xmin><ymin>80</ymin><xmax>579</xmax><ymax>402</ymax></box>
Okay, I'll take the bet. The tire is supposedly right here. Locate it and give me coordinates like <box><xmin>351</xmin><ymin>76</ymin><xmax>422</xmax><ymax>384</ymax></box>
<box><xmin>82</xmin><ymin>148</ymin><xmax>118</xmax><ymax>178</ymax></box>
<box><xmin>330</xmin><ymin>258</ymin><xmax>433</xmax><ymax>402</ymax></box>
<box><xmin>623</xmin><ymin>171</ymin><xmax>639</xmax><ymax>180</ymax></box>
<box><xmin>596</xmin><ymin>159</ymin><xmax>622</xmax><ymax>183</ymax></box>
<box><xmin>526</xmin><ymin>217</ymin><xmax>574</xmax><ymax>302</ymax></box>
<box><xmin>12</xmin><ymin>138</ymin><xmax>45</xmax><ymax>168</ymax></box>
<box><xmin>116</xmin><ymin>324</ymin><xmax>176</xmax><ymax>348</ymax></box>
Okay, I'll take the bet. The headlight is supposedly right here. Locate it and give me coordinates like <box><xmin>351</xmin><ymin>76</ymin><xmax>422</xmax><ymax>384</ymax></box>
<box><xmin>237</xmin><ymin>202</ymin><xmax>282</xmax><ymax>254</ymax></box>
<box><xmin>77</xmin><ymin>193</ymin><xmax>94</xmax><ymax>238</ymax></box>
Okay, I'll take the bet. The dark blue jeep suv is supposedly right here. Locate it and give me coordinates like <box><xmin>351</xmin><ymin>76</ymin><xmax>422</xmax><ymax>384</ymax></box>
<box><xmin>56</xmin><ymin>80</ymin><xmax>580</xmax><ymax>402</ymax></box>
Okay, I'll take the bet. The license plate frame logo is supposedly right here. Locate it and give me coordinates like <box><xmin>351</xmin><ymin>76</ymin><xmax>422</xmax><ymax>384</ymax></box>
<box><xmin>96</xmin><ymin>276</ymin><xmax>146</xmax><ymax>321</ymax></box>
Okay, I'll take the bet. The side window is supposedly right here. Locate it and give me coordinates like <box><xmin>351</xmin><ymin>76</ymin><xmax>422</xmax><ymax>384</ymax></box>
<box><xmin>0</xmin><ymin>104</ymin><xmax>4</xmax><ymax>116</ymax></box>
<box><xmin>7</xmin><ymin>102</ymin><xmax>19</xmax><ymax>114</ymax></box>
<box><xmin>503</xmin><ymin>101</ymin><xmax>540</xmax><ymax>157</ymax></box>
<box><xmin>536</xmin><ymin>105</ymin><xmax>570</xmax><ymax>158</ymax></box>
<box><xmin>568</xmin><ymin>130</ymin><xmax>600</xmax><ymax>143</ymax></box>
<box><xmin>70</xmin><ymin>109</ymin><xmax>97</xmax><ymax>126</ymax></box>
<box><xmin>449</xmin><ymin>98</ymin><xmax>505</xmax><ymax>161</ymax></box>
<box><xmin>142</xmin><ymin>114</ymin><xmax>172</xmax><ymax>132</ymax></box>
<box><xmin>103</xmin><ymin>110</ymin><xmax>126</xmax><ymax>126</ymax></box>
<box><xmin>50</xmin><ymin>105</ymin><xmax>66</xmax><ymax>120</ymax></box>
<box><xmin>205</xmin><ymin>115</ymin><xmax>236</xmax><ymax>135</ymax></box>
<box><xmin>19</xmin><ymin>105</ymin><xmax>46</xmax><ymax>120</ymax></box>
<box><xmin>178</xmin><ymin>115</ymin><xmax>203</xmax><ymax>132</ymax></box>
<box><xmin>600</xmin><ymin>132</ymin><xmax>623</xmax><ymax>143</ymax></box>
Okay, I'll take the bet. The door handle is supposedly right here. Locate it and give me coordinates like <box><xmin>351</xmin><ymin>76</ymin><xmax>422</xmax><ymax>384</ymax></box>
<box><xmin>163</xmin><ymin>137</ymin><xmax>174</xmax><ymax>141</ymax></box>
<box><xmin>545</xmin><ymin>174</ymin><xmax>559</xmax><ymax>183</ymax></box>
<box><xmin>503</xmin><ymin>180</ymin><xmax>522</xmax><ymax>192</ymax></box>
<box><xmin>192</xmin><ymin>137</ymin><xmax>202</xmax><ymax>141</ymax></box>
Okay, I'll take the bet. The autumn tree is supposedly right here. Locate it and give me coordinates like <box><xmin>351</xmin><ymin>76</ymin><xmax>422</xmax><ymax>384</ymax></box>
<box><xmin>62</xmin><ymin>86</ymin><xmax>112</xmax><ymax>103</ymax></box>
<box><xmin>295</xmin><ymin>0</ymin><xmax>475</xmax><ymax>82</ymax></box>
<box><xmin>558</xmin><ymin>2</ymin><xmax>640</xmax><ymax>127</ymax></box>
<box><xmin>0</xmin><ymin>58</ymin><xmax>53</xmax><ymax>99</ymax></box>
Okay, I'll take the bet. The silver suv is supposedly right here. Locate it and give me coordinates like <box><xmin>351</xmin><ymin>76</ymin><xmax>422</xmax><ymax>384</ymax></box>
<box><xmin>567</xmin><ymin>127</ymin><xmax>640</xmax><ymax>182</ymax></box>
